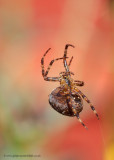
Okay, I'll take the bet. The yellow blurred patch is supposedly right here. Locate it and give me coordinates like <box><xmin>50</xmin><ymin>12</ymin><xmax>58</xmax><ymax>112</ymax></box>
<box><xmin>105</xmin><ymin>144</ymin><xmax>114</xmax><ymax>160</ymax></box>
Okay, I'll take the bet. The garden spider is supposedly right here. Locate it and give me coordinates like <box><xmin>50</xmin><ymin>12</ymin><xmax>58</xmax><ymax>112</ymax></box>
<box><xmin>41</xmin><ymin>44</ymin><xmax>99</xmax><ymax>129</ymax></box>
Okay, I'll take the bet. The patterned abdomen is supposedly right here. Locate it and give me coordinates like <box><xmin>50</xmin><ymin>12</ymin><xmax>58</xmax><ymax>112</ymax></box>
<box><xmin>49</xmin><ymin>87</ymin><xmax>83</xmax><ymax>116</ymax></box>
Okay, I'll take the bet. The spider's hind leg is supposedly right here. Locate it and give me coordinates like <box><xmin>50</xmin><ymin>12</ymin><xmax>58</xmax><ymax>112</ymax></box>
<box><xmin>76</xmin><ymin>113</ymin><xmax>88</xmax><ymax>130</ymax></box>
<box><xmin>75</xmin><ymin>88</ymin><xmax>99</xmax><ymax>120</ymax></box>
<box><xmin>66</xmin><ymin>95</ymin><xmax>88</xmax><ymax>129</ymax></box>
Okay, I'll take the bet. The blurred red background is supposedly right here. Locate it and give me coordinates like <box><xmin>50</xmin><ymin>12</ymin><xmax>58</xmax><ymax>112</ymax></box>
<box><xmin>0</xmin><ymin>0</ymin><xmax>114</xmax><ymax>160</ymax></box>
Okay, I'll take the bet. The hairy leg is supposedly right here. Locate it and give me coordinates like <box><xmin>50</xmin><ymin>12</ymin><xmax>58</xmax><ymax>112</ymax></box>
<box><xmin>66</xmin><ymin>95</ymin><xmax>88</xmax><ymax>129</ymax></box>
<box><xmin>63</xmin><ymin>44</ymin><xmax>75</xmax><ymax>72</ymax></box>
<box><xmin>74</xmin><ymin>80</ymin><xmax>84</xmax><ymax>86</ymax></box>
<box><xmin>75</xmin><ymin>87</ymin><xmax>99</xmax><ymax>119</ymax></box>
<box><xmin>68</xmin><ymin>56</ymin><xmax>73</xmax><ymax>67</ymax></box>
<box><xmin>44</xmin><ymin>77</ymin><xmax>59</xmax><ymax>81</ymax></box>
<box><xmin>41</xmin><ymin>48</ymin><xmax>51</xmax><ymax>76</ymax></box>
<box><xmin>41</xmin><ymin>48</ymin><xmax>67</xmax><ymax>81</ymax></box>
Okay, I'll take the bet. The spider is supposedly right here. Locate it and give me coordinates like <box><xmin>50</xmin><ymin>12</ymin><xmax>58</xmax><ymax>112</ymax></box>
<box><xmin>41</xmin><ymin>44</ymin><xmax>99</xmax><ymax>129</ymax></box>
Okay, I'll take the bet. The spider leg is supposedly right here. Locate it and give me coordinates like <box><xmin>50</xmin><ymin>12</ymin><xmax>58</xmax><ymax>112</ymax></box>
<box><xmin>66</xmin><ymin>95</ymin><xmax>73</xmax><ymax>114</ymax></box>
<box><xmin>76</xmin><ymin>113</ymin><xmax>88</xmax><ymax>130</ymax></box>
<box><xmin>63</xmin><ymin>44</ymin><xmax>75</xmax><ymax>72</ymax></box>
<box><xmin>44</xmin><ymin>77</ymin><xmax>59</xmax><ymax>81</ymax></box>
<box><xmin>41</xmin><ymin>48</ymin><xmax>51</xmax><ymax>76</ymax></box>
<box><xmin>66</xmin><ymin>95</ymin><xmax>88</xmax><ymax>129</ymax></box>
<box><xmin>74</xmin><ymin>80</ymin><xmax>84</xmax><ymax>86</ymax></box>
<box><xmin>41</xmin><ymin>48</ymin><xmax>68</xmax><ymax>81</ymax></box>
<box><xmin>44</xmin><ymin>57</ymin><xmax>68</xmax><ymax>81</ymax></box>
<box><xmin>68</xmin><ymin>56</ymin><xmax>73</xmax><ymax>67</ymax></box>
<box><xmin>45</xmin><ymin>57</ymin><xmax>67</xmax><ymax>77</ymax></box>
<box><xmin>75</xmin><ymin>87</ymin><xmax>99</xmax><ymax>119</ymax></box>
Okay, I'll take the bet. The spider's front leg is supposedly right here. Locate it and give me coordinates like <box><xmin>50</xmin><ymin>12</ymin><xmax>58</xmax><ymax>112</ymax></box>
<box><xmin>43</xmin><ymin>77</ymin><xmax>59</xmax><ymax>81</ymax></box>
<box><xmin>68</xmin><ymin>56</ymin><xmax>73</xmax><ymax>67</ymax></box>
<box><xmin>74</xmin><ymin>87</ymin><xmax>99</xmax><ymax>119</ymax></box>
<box><xmin>63</xmin><ymin>44</ymin><xmax>75</xmax><ymax>72</ymax></box>
<box><xmin>41</xmin><ymin>48</ymin><xmax>51</xmax><ymax>77</ymax></box>
<box><xmin>74</xmin><ymin>80</ymin><xmax>84</xmax><ymax>86</ymax></box>
<box><xmin>41</xmin><ymin>48</ymin><xmax>67</xmax><ymax>82</ymax></box>
<box><xmin>66</xmin><ymin>95</ymin><xmax>88</xmax><ymax>129</ymax></box>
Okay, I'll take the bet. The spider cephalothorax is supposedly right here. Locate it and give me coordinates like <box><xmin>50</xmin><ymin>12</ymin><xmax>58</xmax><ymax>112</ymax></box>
<box><xmin>41</xmin><ymin>44</ymin><xmax>99</xmax><ymax>129</ymax></box>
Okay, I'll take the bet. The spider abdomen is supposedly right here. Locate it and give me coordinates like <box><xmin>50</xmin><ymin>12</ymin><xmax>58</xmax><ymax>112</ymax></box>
<box><xmin>49</xmin><ymin>87</ymin><xmax>83</xmax><ymax>116</ymax></box>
